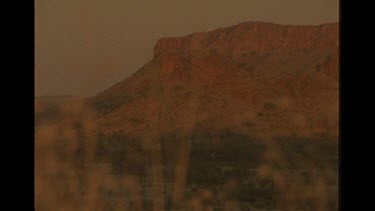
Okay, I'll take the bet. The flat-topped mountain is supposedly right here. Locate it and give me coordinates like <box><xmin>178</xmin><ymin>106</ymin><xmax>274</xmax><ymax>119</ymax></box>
<box><xmin>154</xmin><ymin>22</ymin><xmax>338</xmax><ymax>57</ymax></box>
<box><xmin>88</xmin><ymin>21</ymin><xmax>339</xmax><ymax>139</ymax></box>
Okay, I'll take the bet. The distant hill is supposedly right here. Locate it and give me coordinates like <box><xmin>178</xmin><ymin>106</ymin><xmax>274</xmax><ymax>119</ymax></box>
<box><xmin>35</xmin><ymin>95</ymin><xmax>83</xmax><ymax>126</ymax></box>
<box><xmin>86</xmin><ymin>21</ymin><xmax>338</xmax><ymax>140</ymax></box>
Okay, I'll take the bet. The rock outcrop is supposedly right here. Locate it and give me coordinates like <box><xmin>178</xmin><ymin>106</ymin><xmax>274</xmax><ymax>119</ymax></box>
<box><xmin>88</xmin><ymin>21</ymin><xmax>339</xmax><ymax>139</ymax></box>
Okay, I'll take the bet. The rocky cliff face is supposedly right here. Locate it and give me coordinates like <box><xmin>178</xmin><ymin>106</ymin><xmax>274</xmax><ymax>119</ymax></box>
<box><xmin>88</xmin><ymin>21</ymin><xmax>339</xmax><ymax>139</ymax></box>
<box><xmin>154</xmin><ymin>22</ymin><xmax>338</xmax><ymax>58</ymax></box>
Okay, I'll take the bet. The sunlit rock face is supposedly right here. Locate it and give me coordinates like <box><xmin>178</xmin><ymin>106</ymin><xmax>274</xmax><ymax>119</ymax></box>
<box><xmin>154</xmin><ymin>21</ymin><xmax>338</xmax><ymax>59</ymax></box>
<box><xmin>89</xmin><ymin>21</ymin><xmax>338</xmax><ymax>139</ymax></box>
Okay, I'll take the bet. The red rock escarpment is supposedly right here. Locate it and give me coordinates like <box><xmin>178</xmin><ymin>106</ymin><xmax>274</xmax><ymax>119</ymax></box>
<box><xmin>154</xmin><ymin>21</ymin><xmax>338</xmax><ymax>60</ymax></box>
<box><xmin>89</xmin><ymin>21</ymin><xmax>339</xmax><ymax>139</ymax></box>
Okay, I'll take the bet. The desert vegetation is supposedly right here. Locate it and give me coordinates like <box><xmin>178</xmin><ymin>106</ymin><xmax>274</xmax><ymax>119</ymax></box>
<box><xmin>35</xmin><ymin>110</ymin><xmax>338</xmax><ymax>210</ymax></box>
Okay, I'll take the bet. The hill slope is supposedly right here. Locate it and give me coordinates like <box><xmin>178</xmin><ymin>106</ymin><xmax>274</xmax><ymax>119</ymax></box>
<box><xmin>88</xmin><ymin>21</ymin><xmax>339</xmax><ymax>139</ymax></box>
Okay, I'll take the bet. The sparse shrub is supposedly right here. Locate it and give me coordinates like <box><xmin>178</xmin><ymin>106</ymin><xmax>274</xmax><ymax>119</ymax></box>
<box><xmin>263</xmin><ymin>102</ymin><xmax>277</xmax><ymax>110</ymax></box>
<box><xmin>173</xmin><ymin>85</ymin><xmax>184</xmax><ymax>92</ymax></box>
<box><xmin>243</xmin><ymin>120</ymin><xmax>254</xmax><ymax>128</ymax></box>
<box><xmin>129</xmin><ymin>117</ymin><xmax>142</xmax><ymax>126</ymax></box>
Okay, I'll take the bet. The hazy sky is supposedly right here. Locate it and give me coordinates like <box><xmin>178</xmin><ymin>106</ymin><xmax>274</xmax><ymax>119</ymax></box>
<box><xmin>35</xmin><ymin>0</ymin><xmax>339</xmax><ymax>97</ymax></box>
